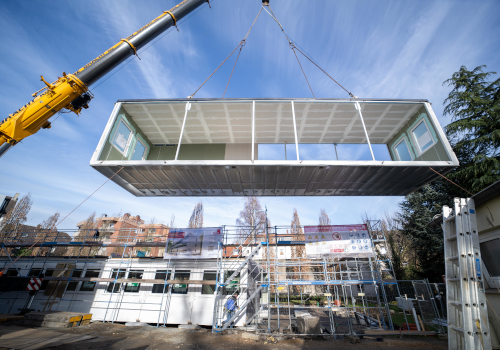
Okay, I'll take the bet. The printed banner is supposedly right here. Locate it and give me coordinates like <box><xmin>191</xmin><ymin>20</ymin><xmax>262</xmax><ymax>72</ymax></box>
<box><xmin>164</xmin><ymin>227</ymin><xmax>222</xmax><ymax>259</ymax></box>
<box><xmin>303</xmin><ymin>224</ymin><xmax>373</xmax><ymax>258</ymax></box>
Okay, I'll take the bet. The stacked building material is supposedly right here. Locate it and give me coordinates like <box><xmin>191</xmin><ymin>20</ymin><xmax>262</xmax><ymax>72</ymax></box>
<box><xmin>24</xmin><ymin>311</ymin><xmax>92</xmax><ymax>328</ymax></box>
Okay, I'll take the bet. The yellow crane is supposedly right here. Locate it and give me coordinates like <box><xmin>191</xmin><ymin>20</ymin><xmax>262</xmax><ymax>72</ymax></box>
<box><xmin>0</xmin><ymin>0</ymin><xmax>208</xmax><ymax>158</ymax></box>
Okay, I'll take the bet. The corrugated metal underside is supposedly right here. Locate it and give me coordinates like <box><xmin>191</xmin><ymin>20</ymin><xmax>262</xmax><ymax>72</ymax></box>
<box><xmin>92</xmin><ymin>164</ymin><xmax>453</xmax><ymax>197</ymax></box>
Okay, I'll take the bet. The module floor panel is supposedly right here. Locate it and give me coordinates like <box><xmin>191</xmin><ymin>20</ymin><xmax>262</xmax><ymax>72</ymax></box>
<box><xmin>91</xmin><ymin>163</ymin><xmax>453</xmax><ymax>196</ymax></box>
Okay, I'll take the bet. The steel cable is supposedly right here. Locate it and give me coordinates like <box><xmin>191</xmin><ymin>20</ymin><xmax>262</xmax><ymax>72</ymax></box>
<box><xmin>191</xmin><ymin>6</ymin><xmax>264</xmax><ymax>98</ymax></box>
<box><xmin>265</xmin><ymin>5</ymin><xmax>354</xmax><ymax>98</ymax></box>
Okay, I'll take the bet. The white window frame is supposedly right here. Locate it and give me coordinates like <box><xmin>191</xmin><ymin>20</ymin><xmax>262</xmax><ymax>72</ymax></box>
<box><xmin>78</xmin><ymin>268</ymin><xmax>101</xmax><ymax>293</ymax></box>
<box><xmin>111</xmin><ymin>119</ymin><xmax>133</xmax><ymax>156</ymax></box>
<box><xmin>131</xmin><ymin>137</ymin><xmax>147</xmax><ymax>160</ymax></box>
<box><xmin>410</xmin><ymin>119</ymin><xmax>436</xmax><ymax>156</ymax></box>
<box><xmin>393</xmin><ymin>137</ymin><xmax>413</xmax><ymax>161</ymax></box>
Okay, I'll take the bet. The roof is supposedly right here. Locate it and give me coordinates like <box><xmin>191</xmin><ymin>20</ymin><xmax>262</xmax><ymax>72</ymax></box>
<box><xmin>428</xmin><ymin>179</ymin><xmax>500</xmax><ymax>226</ymax></box>
<box><xmin>472</xmin><ymin>179</ymin><xmax>500</xmax><ymax>206</ymax></box>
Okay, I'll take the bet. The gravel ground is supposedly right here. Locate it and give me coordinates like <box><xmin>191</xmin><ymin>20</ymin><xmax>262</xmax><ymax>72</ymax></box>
<box><xmin>0</xmin><ymin>321</ymin><xmax>448</xmax><ymax>350</ymax></box>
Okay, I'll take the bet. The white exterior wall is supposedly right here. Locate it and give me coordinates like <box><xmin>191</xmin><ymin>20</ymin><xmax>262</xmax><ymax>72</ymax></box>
<box><xmin>0</xmin><ymin>258</ymin><xmax>246</xmax><ymax>326</ymax></box>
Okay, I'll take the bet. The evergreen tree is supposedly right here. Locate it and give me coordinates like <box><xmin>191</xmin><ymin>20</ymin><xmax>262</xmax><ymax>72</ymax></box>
<box><xmin>443</xmin><ymin>65</ymin><xmax>500</xmax><ymax>193</ymax></box>
<box><xmin>397</xmin><ymin>65</ymin><xmax>500</xmax><ymax>281</ymax></box>
<box><xmin>397</xmin><ymin>185</ymin><xmax>447</xmax><ymax>282</ymax></box>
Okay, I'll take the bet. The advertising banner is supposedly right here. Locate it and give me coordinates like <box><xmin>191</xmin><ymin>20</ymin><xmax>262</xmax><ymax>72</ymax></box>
<box><xmin>303</xmin><ymin>224</ymin><xmax>373</xmax><ymax>258</ymax></box>
<box><xmin>163</xmin><ymin>227</ymin><xmax>222</xmax><ymax>259</ymax></box>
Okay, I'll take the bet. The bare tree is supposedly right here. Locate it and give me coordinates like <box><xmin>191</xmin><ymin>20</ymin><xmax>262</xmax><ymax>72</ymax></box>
<box><xmin>169</xmin><ymin>214</ymin><xmax>176</xmax><ymax>228</ymax></box>
<box><xmin>69</xmin><ymin>212</ymin><xmax>97</xmax><ymax>256</ymax></box>
<box><xmin>188</xmin><ymin>201</ymin><xmax>203</xmax><ymax>228</ymax></box>
<box><xmin>290</xmin><ymin>208</ymin><xmax>306</xmax><ymax>293</ymax></box>
<box><xmin>35</xmin><ymin>212</ymin><xmax>63</xmax><ymax>256</ymax></box>
<box><xmin>235</xmin><ymin>197</ymin><xmax>265</xmax><ymax>244</ymax></box>
<box><xmin>318</xmin><ymin>209</ymin><xmax>331</xmax><ymax>226</ymax></box>
<box><xmin>0</xmin><ymin>193</ymin><xmax>33</xmax><ymax>239</ymax></box>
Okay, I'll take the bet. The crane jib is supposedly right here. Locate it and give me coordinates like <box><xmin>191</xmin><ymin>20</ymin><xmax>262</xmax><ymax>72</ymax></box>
<box><xmin>0</xmin><ymin>0</ymin><xmax>208</xmax><ymax>156</ymax></box>
<box><xmin>75</xmin><ymin>0</ymin><xmax>207</xmax><ymax>86</ymax></box>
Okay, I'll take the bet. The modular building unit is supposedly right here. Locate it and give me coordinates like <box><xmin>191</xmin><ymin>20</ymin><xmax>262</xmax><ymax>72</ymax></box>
<box><xmin>0</xmin><ymin>257</ymin><xmax>251</xmax><ymax>327</ymax></box>
<box><xmin>90</xmin><ymin>98</ymin><xmax>459</xmax><ymax>196</ymax></box>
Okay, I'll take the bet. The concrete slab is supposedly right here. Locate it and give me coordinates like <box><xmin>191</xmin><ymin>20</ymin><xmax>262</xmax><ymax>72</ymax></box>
<box><xmin>178</xmin><ymin>324</ymin><xmax>201</xmax><ymax>329</ymax></box>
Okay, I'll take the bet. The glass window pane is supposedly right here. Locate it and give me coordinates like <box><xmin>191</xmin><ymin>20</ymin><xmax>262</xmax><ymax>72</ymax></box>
<box><xmin>202</xmin><ymin>271</ymin><xmax>217</xmax><ymax>295</ymax></box>
<box><xmin>6</xmin><ymin>269</ymin><xmax>18</xmax><ymax>277</ymax></box>
<box><xmin>28</xmin><ymin>269</ymin><xmax>43</xmax><ymax>277</ymax></box>
<box><xmin>80</xmin><ymin>269</ymin><xmax>100</xmax><ymax>292</ymax></box>
<box><xmin>172</xmin><ymin>271</ymin><xmax>190</xmax><ymax>294</ymax></box>
<box><xmin>131</xmin><ymin>140</ymin><xmax>146</xmax><ymax>160</ymax></box>
<box><xmin>480</xmin><ymin>238</ymin><xmax>500</xmax><ymax>277</ymax></box>
<box><xmin>223</xmin><ymin>271</ymin><xmax>240</xmax><ymax>295</ymax></box>
<box><xmin>40</xmin><ymin>269</ymin><xmax>54</xmax><ymax>290</ymax></box>
<box><xmin>66</xmin><ymin>270</ymin><xmax>83</xmax><ymax>291</ymax></box>
<box><xmin>413</xmin><ymin>121</ymin><xmax>433</xmax><ymax>152</ymax></box>
<box><xmin>152</xmin><ymin>270</ymin><xmax>171</xmax><ymax>293</ymax></box>
<box><xmin>124</xmin><ymin>270</ymin><xmax>143</xmax><ymax>293</ymax></box>
<box><xmin>395</xmin><ymin>140</ymin><xmax>412</xmax><ymax>161</ymax></box>
<box><xmin>107</xmin><ymin>269</ymin><xmax>126</xmax><ymax>293</ymax></box>
<box><xmin>112</xmin><ymin>121</ymin><xmax>132</xmax><ymax>153</ymax></box>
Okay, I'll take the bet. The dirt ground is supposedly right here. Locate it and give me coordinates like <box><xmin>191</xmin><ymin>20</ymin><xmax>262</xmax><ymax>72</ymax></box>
<box><xmin>0</xmin><ymin>321</ymin><xmax>448</xmax><ymax>350</ymax></box>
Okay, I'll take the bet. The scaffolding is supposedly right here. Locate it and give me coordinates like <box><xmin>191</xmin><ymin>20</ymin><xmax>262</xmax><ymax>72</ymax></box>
<box><xmin>0</xmin><ymin>220</ymin><xmax>445</xmax><ymax>336</ymax></box>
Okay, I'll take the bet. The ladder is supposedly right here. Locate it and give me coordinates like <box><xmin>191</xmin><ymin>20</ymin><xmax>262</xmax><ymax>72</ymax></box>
<box><xmin>443</xmin><ymin>198</ymin><xmax>491</xmax><ymax>350</ymax></box>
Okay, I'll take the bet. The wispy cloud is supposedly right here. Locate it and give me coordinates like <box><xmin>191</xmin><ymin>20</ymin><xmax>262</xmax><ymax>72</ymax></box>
<box><xmin>1</xmin><ymin>0</ymin><xmax>499</xmax><ymax>232</ymax></box>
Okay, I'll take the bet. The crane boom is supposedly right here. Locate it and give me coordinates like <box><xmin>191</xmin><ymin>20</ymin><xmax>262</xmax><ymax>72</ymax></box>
<box><xmin>0</xmin><ymin>0</ymin><xmax>207</xmax><ymax>158</ymax></box>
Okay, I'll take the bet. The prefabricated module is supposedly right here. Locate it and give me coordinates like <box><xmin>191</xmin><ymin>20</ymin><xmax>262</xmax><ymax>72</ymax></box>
<box><xmin>90</xmin><ymin>98</ymin><xmax>458</xmax><ymax>196</ymax></box>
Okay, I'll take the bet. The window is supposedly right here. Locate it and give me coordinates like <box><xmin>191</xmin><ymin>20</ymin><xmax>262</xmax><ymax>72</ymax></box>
<box><xmin>80</xmin><ymin>269</ymin><xmax>100</xmax><ymax>292</ymax></box>
<box><xmin>172</xmin><ymin>270</ymin><xmax>190</xmax><ymax>294</ymax></box>
<box><xmin>394</xmin><ymin>138</ymin><xmax>413</xmax><ymax>161</ymax></box>
<box><xmin>411</xmin><ymin>120</ymin><xmax>435</xmax><ymax>155</ymax></box>
<box><xmin>124</xmin><ymin>270</ymin><xmax>143</xmax><ymax>293</ymax></box>
<box><xmin>40</xmin><ymin>269</ymin><xmax>54</xmax><ymax>290</ymax></box>
<box><xmin>107</xmin><ymin>269</ymin><xmax>126</xmax><ymax>293</ymax></box>
<box><xmin>66</xmin><ymin>270</ymin><xmax>83</xmax><ymax>291</ymax></box>
<box><xmin>28</xmin><ymin>268</ymin><xmax>43</xmax><ymax>277</ymax></box>
<box><xmin>152</xmin><ymin>270</ymin><xmax>171</xmax><ymax>293</ymax></box>
<box><xmin>202</xmin><ymin>271</ymin><xmax>217</xmax><ymax>295</ymax></box>
<box><xmin>5</xmin><ymin>269</ymin><xmax>18</xmax><ymax>277</ymax></box>
<box><xmin>480</xmin><ymin>238</ymin><xmax>500</xmax><ymax>278</ymax></box>
<box><xmin>131</xmin><ymin>138</ymin><xmax>147</xmax><ymax>160</ymax></box>
<box><xmin>112</xmin><ymin>120</ymin><xmax>133</xmax><ymax>155</ymax></box>
<box><xmin>223</xmin><ymin>271</ymin><xmax>240</xmax><ymax>295</ymax></box>
<box><xmin>148</xmin><ymin>228</ymin><xmax>156</xmax><ymax>233</ymax></box>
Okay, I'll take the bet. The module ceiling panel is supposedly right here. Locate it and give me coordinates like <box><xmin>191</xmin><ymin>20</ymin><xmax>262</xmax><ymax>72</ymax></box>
<box><xmin>122</xmin><ymin>99</ymin><xmax>425</xmax><ymax>145</ymax></box>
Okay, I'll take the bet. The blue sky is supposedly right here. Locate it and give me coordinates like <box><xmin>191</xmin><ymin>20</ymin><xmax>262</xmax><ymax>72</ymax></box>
<box><xmin>0</xmin><ymin>0</ymin><xmax>499</xmax><ymax>232</ymax></box>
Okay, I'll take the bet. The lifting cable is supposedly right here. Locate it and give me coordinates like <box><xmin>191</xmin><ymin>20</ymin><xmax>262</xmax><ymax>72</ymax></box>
<box><xmin>264</xmin><ymin>5</ymin><xmax>355</xmax><ymax>99</ymax></box>
<box><xmin>264</xmin><ymin>6</ymin><xmax>316</xmax><ymax>99</ymax></box>
<box><xmin>190</xmin><ymin>5</ymin><xmax>264</xmax><ymax>98</ymax></box>
<box><xmin>429</xmin><ymin>167</ymin><xmax>474</xmax><ymax>196</ymax></box>
<box><xmin>47</xmin><ymin>1</ymin><xmax>213</xmax><ymax>130</ymax></box>
<box><xmin>0</xmin><ymin>167</ymin><xmax>125</xmax><ymax>276</ymax></box>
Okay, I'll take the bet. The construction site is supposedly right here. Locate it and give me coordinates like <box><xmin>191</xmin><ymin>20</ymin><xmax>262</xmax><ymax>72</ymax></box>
<box><xmin>0</xmin><ymin>220</ymin><xmax>448</xmax><ymax>336</ymax></box>
<box><xmin>0</xmin><ymin>0</ymin><xmax>499</xmax><ymax>349</ymax></box>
